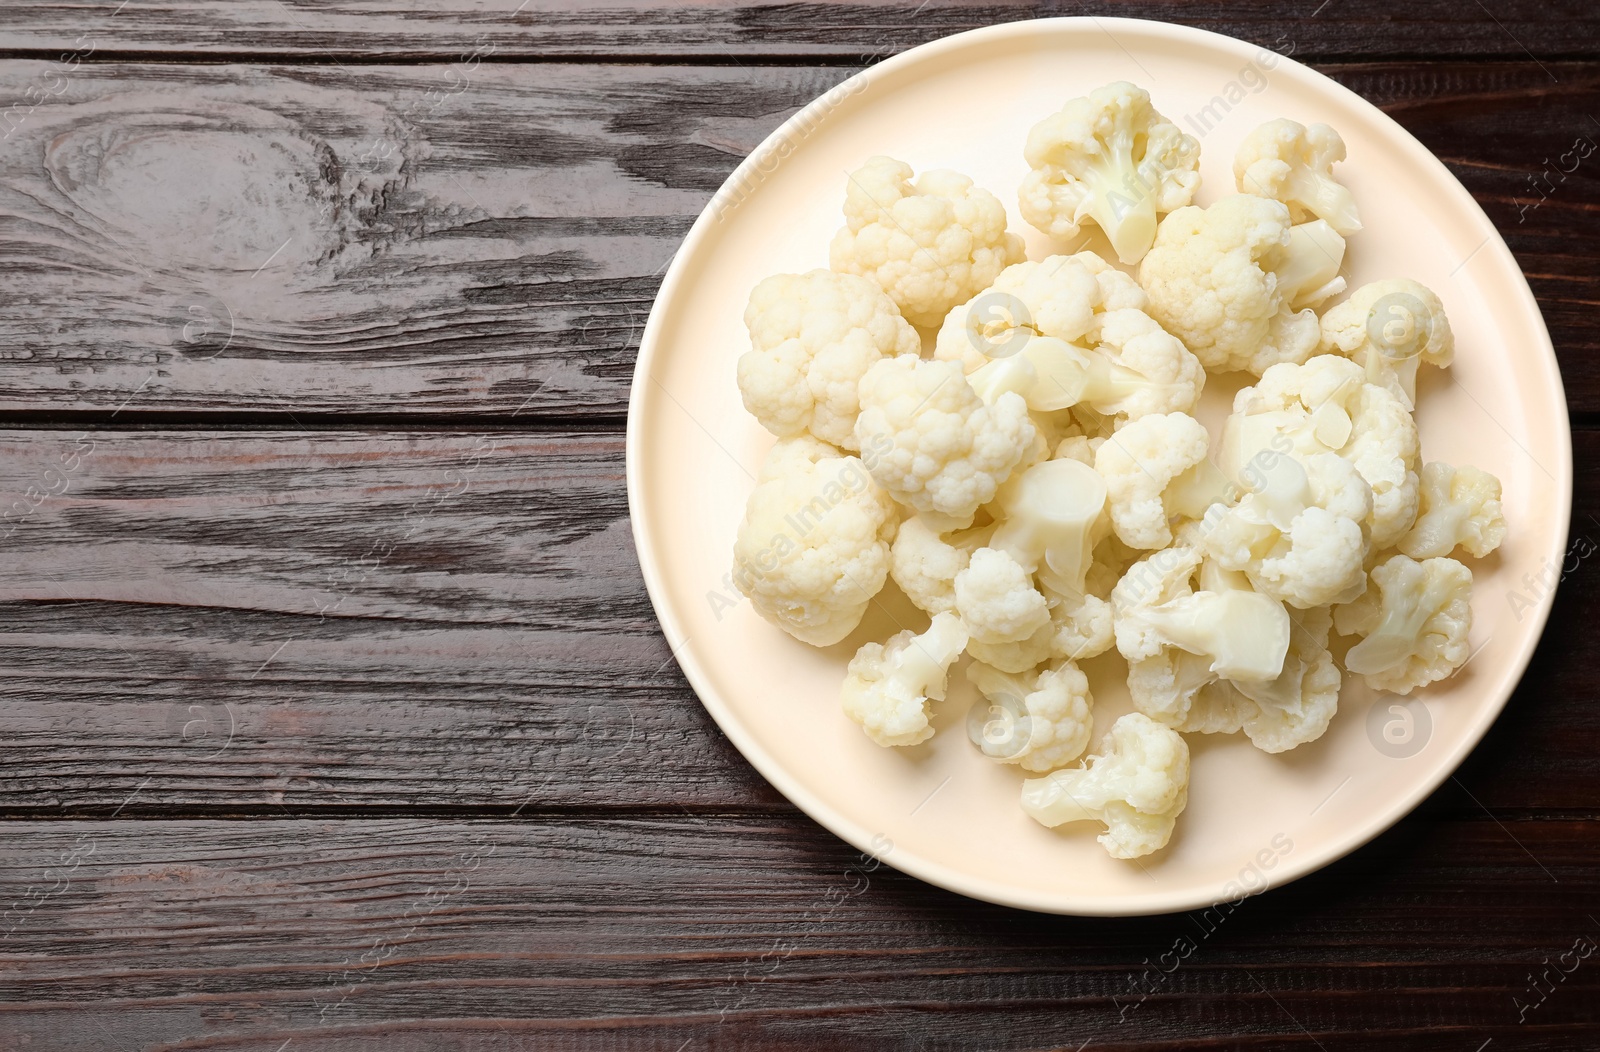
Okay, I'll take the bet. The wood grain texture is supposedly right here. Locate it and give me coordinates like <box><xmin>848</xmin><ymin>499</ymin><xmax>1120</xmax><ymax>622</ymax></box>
<box><xmin>0</xmin><ymin>816</ymin><xmax>1594</xmax><ymax>1050</ymax></box>
<box><xmin>0</xmin><ymin>425</ymin><xmax>1595</xmax><ymax>816</ymax></box>
<box><xmin>0</xmin><ymin>61</ymin><xmax>1596</xmax><ymax>417</ymax></box>
<box><xmin>0</xmin><ymin>427</ymin><xmax>780</xmax><ymax>812</ymax></box>
<box><xmin>1</xmin><ymin>0</ymin><xmax>1597</xmax><ymax>61</ymax></box>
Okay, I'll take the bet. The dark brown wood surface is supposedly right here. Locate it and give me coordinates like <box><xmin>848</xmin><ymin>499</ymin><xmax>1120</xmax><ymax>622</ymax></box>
<box><xmin>0</xmin><ymin>4</ymin><xmax>1595</xmax><ymax>1050</ymax></box>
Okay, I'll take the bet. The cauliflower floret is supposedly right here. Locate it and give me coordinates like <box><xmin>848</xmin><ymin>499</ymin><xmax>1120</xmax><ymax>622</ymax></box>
<box><xmin>1020</xmin><ymin>712</ymin><xmax>1190</xmax><ymax>859</ymax></box>
<box><xmin>933</xmin><ymin>255</ymin><xmax>1103</xmax><ymax>373</ymax></box>
<box><xmin>830</xmin><ymin>156</ymin><xmax>1025</xmax><ymax>329</ymax></box>
<box><xmin>1139</xmin><ymin>194</ymin><xmax>1347</xmax><ymax>375</ymax></box>
<box><xmin>1074</xmin><ymin>249</ymin><xmax>1151</xmax><ymax>312</ymax></box>
<box><xmin>1335</xmin><ymin>554</ymin><xmax>1473</xmax><ymax>695</ymax></box>
<box><xmin>967</xmin><ymin>660</ymin><xmax>1094</xmax><ymax>771</ymax></box>
<box><xmin>1189</xmin><ymin>600</ymin><xmax>1343</xmax><ymax>753</ymax></box>
<box><xmin>955</xmin><ymin>547</ymin><xmax>1052</xmax><ymax>644</ymax></box>
<box><xmin>738</xmin><ymin>270</ymin><xmax>921</xmax><ymax>449</ymax></box>
<box><xmin>855</xmin><ymin>355</ymin><xmax>1037</xmax><ymax>530</ymax></box>
<box><xmin>1095</xmin><ymin>411</ymin><xmax>1214</xmax><ymax>549</ymax></box>
<box><xmin>968</xmin><ymin>586</ymin><xmax>1114</xmax><ymax>672</ymax></box>
<box><xmin>1234</xmin><ymin>119</ymin><xmax>1362</xmax><ymax>235</ymax></box>
<box><xmin>1224</xmin><ymin>354</ymin><xmax>1420</xmax><ymax>548</ymax></box>
<box><xmin>1398</xmin><ymin>461</ymin><xmax>1506</xmax><ymax>560</ymax></box>
<box><xmin>732</xmin><ymin>440</ymin><xmax>899</xmax><ymax>646</ymax></box>
<box><xmin>1200</xmin><ymin>450</ymin><xmax>1373</xmax><ymax>608</ymax></box>
<box><xmin>888</xmin><ymin>518</ymin><xmax>994</xmax><ymax>615</ymax></box>
<box><xmin>988</xmin><ymin>458</ymin><xmax>1107</xmax><ymax>597</ymax></box>
<box><xmin>1318</xmin><ymin>279</ymin><xmax>1454</xmax><ymax>411</ymax></box>
<box><xmin>1112</xmin><ymin>546</ymin><xmax>1294</xmax><ymax>727</ymax></box>
<box><xmin>1019</xmin><ymin>81</ymin><xmax>1201</xmax><ymax>265</ymax></box>
<box><xmin>841</xmin><ymin>613</ymin><xmax>969</xmax><ymax>746</ymax></box>
<box><xmin>964</xmin><ymin>320</ymin><xmax>1204</xmax><ymax>425</ymax></box>
<box><xmin>756</xmin><ymin>433</ymin><xmax>842</xmax><ymax>481</ymax></box>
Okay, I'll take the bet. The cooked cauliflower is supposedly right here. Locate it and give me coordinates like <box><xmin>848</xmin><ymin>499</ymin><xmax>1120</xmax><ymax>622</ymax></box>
<box><xmin>1095</xmin><ymin>411</ymin><xmax>1214</xmax><ymax>550</ymax></box>
<box><xmin>1019</xmin><ymin>81</ymin><xmax>1201</xmax><ymax>265</ymax></box>
<box><xmin>737</xmin><ymin>270</ymin><xmax>921</xmax><ymax>449</ymax></box>
<box><xmin>855</xmin><ymin>355</ymin><xmax>1037</xmax><ymax>530</ymax></box>
<box><xmin>1020</xmin><ymin>712</ymin><xmax>1190</xmax><ymax>859</ymax></box>
<box><xmin>1318</xmin><ymin>279</ymin><xmax>1454</xmax><ymax>411</ymax></box>
<box><xmin>888</xmin><ymin>518</ymin><xmax>993</xmax><ymax>615</ymax></box>
<box><xmin>933</xmin><ymin>255</ymin><xmax>1104</xmax><ymax>373</ymax></box>
<box><xmin>955</xmin><ymin>547</ymin><xmax>1052</xmax><ymax>645</ymax></box>
<box><xmin>1201</xmin><ymin>450</ymin><xmax>1373</xmax><ymax>608</ymax></box>
<box><xmin>1234</xmin><ymin>119</ymin><xmax>1362</xmax><ymax>235</ymax></box>
<box><xmin>1224</xmin><ymin>354</ymin><xmax>1420</xmax><ymax>549</ymax></box>
<box><xmin>1335</xmin><ymin>554</ymin><xmax>1473</xmax><ymax>695</ymax></box>
<box><xmin>830</xmin><ymin>155</ymin><xmax>1025</xmax><ymax>328</ymax></box>
<box><xmin>967</xmin><ymin>660</ymin><xmax>1095</xmax><ymax>772</ymax></box>
<box><xmin>988</xmin><ymin>458</ymin><xmax>1108</xmax><ymax>596</ymax></box>
<box><xmin>1139</xmin><ymin>194</ymin><xmax>1347</xmax><ymax>375</ymax></box>
<box><xmin>1112</xmin><ymin>546</ymin><xmax>1294</xmax><ymax>728</ymax></box>
<box><xmin>969</xmin><ymin>585</ymin><xmax>1114</xmax><ymax>672</ymax></box>
<box><xmin>1182</xmin><ymin>564</ymin><xmax>1343</xmax><ymax>752</ymax></box>
<box><xmin>841</xmin><ymin>612</ymin><xmax>968</xmax><ymax>747</ymax></box>
<box><xmin>1398</xmin><ymin>461</ymin><xmax>1506</xmax><ymax>560</ymax></box>
<box><xmin>732</xmin><ymin>439</ymin><xmax>899</xmax><ymax>645</ymax></box>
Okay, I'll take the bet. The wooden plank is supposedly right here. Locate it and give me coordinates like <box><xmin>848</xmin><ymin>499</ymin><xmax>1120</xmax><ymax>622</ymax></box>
<box><xmin>0</xmin><ymin>816</ymin><xmax>1594</xmax><ymax>1048</ymax></box>
<box><xmin>1</xmin><ymin>1</ymin><xmax>1596</xmax><ymax>61</ymax></box>
<box><xmin>0</xmin><ymin>426</ymin><xmax>1595</xmax><ymax>815</ymax></box>
<box><xmin>0</xmin><ymin>61</ymin><xmax>1595</xmax><ymax>418</ymax></box>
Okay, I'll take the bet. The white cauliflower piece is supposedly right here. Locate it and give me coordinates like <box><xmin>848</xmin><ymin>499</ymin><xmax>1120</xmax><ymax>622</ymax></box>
<box><xmin>1095</xmin><ymin>411</ymin><xmax>1214</xmax><ymax>549</ymax></box>
<box><xmin>1190</xmin><ymin>602</ymin><xmax>1343</xmax><ymax>753</ymax></box>
<box><xmin>1335</xmin><ymin>554</ymin><xmax>1473</xmax><ymax>695</ymax></box>
<box><xmin>955</xmin><ymin>547</ymin><xmax>1052</xmax><ymax>645</ymax></box>
<box><xmin>1020</xmin><ymin>712</ymin><xmax>1190</xmax><ymax>859</ymax></box>
<box><xmin>1225</xmin><ymin>354</ymin><xmax>1420</xmax><ymax>549</ymax></box>
<box><xmin>1201</xmin><ymin>450</ymin><xmax>1373</xmax><ymax>608</ymax></box>
<box><xmin>1398</xmin><ymin>461</ymin><xmax>1506</xmax><ymax>560</ymax></box>
<box><xmin>1112</xmin><ymin>546</ymin><xmax>1294</xmax><ymax>727</ymax></box>
<box><xmin>841</xmin><ymin>613</ymin><xmax>969</xmax><ymax>747</ymax></box>
<box><xmin>1318</xmin><ymin>279</ymin><xmax>1455</xmax><ymax>411</ymax></box>
<box><xmin>933</xmin><ymin>255</ymin><xmax>1103</xmax><ymax>373</ymax></box>
<box><xmin>1074</xmin><ymin>249</ymin><xmax>1151</xmax><ymax>312</ymax></box>
<box><xmin>888</xmin><ymin>518</ymin><xmax>993</xmax><ymax>615</ymax></box>
<box><xmin>966</xmin><ymin>660</ymin><xmax>1094</xmax><ymax>772</ymax></box>
<box><xmin>1139</xmin><ymin>194</ymin><xmax>1346</xmax><ymax>375</ymax></box>
<box><xmin>830</xmin><ymin>155</ymin><xmax>1025</xmax><ymax>328</ymax></box>
<box><xmin>1234</xmin><ymin>119</ymin><xmax>1362</xmax><ymax>235</ymax></box>
<box><xmin>737</xmin><ymin>270</ymin><xmax>921</xmax><ymax>449</ymax></box>
<box><xmin>988</xmin><ymin>458</ymin><xmax>1107</xmax><ymax>597</ymax></box>
<box><xmin>855</xmin><ymin>355</ymin><xmax>1036</xmax><ymax>530</ymax></box>
<box><xmin>1019</xmin><ymin>81</ymin><xmax>1201</xmax><ymax>265</ymax></box>
<box><xmin>732</xmin><ymin>440</ymin><xmax>898</xmax><ymax>645</ymax></box>
<box><xmin>969</xmin><ymin>586</ymin><xmax>1114</xmax><ymax>672</ymax></box>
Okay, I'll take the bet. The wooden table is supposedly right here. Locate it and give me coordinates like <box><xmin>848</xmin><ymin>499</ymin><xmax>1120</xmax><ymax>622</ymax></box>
<box><xmin>0</xmin><ymin>3</ymin><xmax>1596</xmax><ymax>1048</ymax></box>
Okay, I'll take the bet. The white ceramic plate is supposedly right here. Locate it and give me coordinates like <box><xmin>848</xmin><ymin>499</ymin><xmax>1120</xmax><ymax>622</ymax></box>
<box><xmin>626</xmin><ymin>17</ymin><xmax>1571</xmax><ymax>915</ymax></box>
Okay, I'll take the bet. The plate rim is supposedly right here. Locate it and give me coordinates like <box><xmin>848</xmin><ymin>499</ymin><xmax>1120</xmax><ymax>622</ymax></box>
<box><xmin>625</xmin><ymin>15</ymin><xmax>1574</xmax><ymax>916</ymax></box>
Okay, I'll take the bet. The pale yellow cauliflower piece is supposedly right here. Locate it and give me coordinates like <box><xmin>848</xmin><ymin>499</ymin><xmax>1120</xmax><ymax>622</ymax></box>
<box><xmin>737</xmin><ymin>270</ymin><xmax>921</xmax><ymax>449</ymax></box>
<box><xmin>1335</xmin><ymin>554</ymin><xmax>1473</xmax><ymax>695</ymax></box>
<box><xmin>841</xmin><ymin>613</ymin><xmax>968</xmax><ymax>746</ymax></box>
<box><xmin>1019</xmin><ymin>81</ymin><xmax>1201</xmax><ymax>265</ymax></box>
<box><xmin>954</xmin><ymin>547</ymin><xmax>1052</xmax><ymax>645</ymax></box>
<box><xmin>1234</xmin><ymin>119</ymin><xmax>1362</xmax><ymax>235</ymax></box>
<box><xmin>856</xmin><ymin>355</ymin><xmax>1036</xmax><ymax>531</ymax></box>
<box><xmin>1224</xmin><ymin>354</ymin><xmax>1420</xmax><ymax>549</ymax></box>
<box><xmin>1095</xmin><ymin>411</ymin><xmax>1213</xmax><ymax>550</ymax></box>
<box><xmin>1020</xmin><ymin>712</ymin><xmax>1190</xmax><ymax>859</ymax></box>
<box><xmin>732</xmin><ymin>439</ymin><xmax>899</xmax><ymax>646</ymax></box>
<box><xmin>1138</xmin><ymin>194</ymin><xmax>1345</xmax><ymax>375</ymax></box>
<box><xmin>967</xmin><ymin>660</ymin><xmax>1095</xmax><ymax>772</ymax></box>
<box><xmin>1318</xmin><ymin>279</ymin><xmax>1454</xmax><ymax>411</ymax></box>
<box><xmin>1398</xmin><ymin>461</ymin><xmax>1506</xmax><ymax>560</ymax></box>
<box><xmin>888</xmin><ymin>518</ymin><xmax>993</xmax><ymax>616</ymax></box>
<box><xmin>830</xmin><ymin>155</ymin><xmax>1025</xmax><ymax>328</ymax></box>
